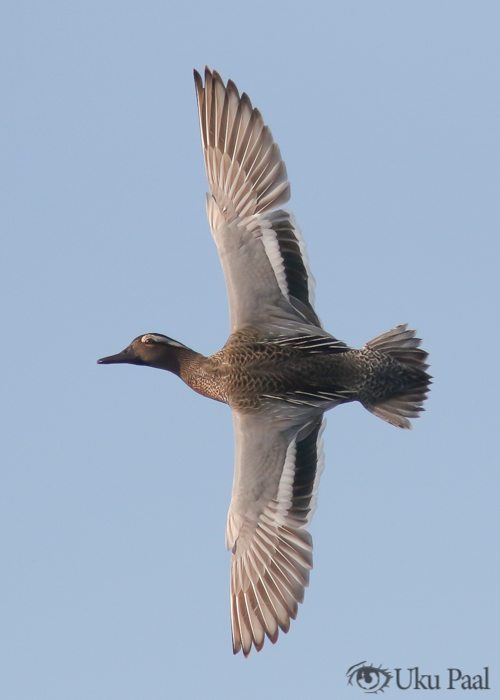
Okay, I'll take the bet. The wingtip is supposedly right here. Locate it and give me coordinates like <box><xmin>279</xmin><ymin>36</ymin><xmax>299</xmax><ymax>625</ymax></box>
<box><xmin>194</xmin><ymin>67</ymin><xmax>236</xmax><ymax>93</ymax></box>
<box><xmin>226</xmin><ymin>78</ymin><xmax>240</xmax><ymax>100</ymax></box>
<box><xmin>194</xmin><ymin>66</ymin><xmax>214</xmax><ymax>88</ymax></box>
<box><xmin>212</xmin><ymin>68</ymin><xmax>224</xmax><ymax>84</ymax></box>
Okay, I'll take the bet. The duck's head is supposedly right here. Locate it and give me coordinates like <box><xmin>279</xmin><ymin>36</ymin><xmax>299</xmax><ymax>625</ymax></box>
<box><xmin>98</xmin><ymin>333</ymin><xmax>188</xmax><ymax>374</ymax></box>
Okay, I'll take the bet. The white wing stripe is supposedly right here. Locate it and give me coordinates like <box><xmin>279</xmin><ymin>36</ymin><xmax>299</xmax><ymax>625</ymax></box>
<box><xmin>273</xmin><ymin>417</ymin><xmax>326</xmax><ymax>527</ymax></box>
<box><xmin>275</xmin><ymin>437</ymin><xmax>297</xmax><ymax>518</ymax></box>
<box><xmin>309</xmin><ymin>420</ymin><xmax>326</xmax><ymax>524</ymax></box>
<box><xmin>259</xmin><ymin>218</ymin><xmax>289</xmax><ymax>300</ymax></box>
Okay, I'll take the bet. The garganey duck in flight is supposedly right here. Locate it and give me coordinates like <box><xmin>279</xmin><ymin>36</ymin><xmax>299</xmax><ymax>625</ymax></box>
<box><xmin>98</xmin><ymin>67</ymin><xmax>431</xmax><ymax>657</ymax></box>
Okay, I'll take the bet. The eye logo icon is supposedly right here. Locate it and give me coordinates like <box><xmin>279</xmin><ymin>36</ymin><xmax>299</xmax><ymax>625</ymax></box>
<box><xmin>346</xmin><ymin>662</ymin><xmax>393</xmax><ymax>694</ymax></box>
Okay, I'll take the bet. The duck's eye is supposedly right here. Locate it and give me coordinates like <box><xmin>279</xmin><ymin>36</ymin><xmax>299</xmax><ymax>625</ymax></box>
<box><xmin>143</xmin><ymin>337</ymin><xmax>155</xmax><ymax>345</ymax></box>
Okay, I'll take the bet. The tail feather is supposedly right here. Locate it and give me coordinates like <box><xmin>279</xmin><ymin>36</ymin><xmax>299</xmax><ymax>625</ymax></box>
<box><xmin>366</xmin><ymin>324</ymin><xmax>429</xmax><ymax>367</ymax></box>
<box><xmin>363</xmin><ymin>324</ymin><xmax>431</xmax><ymax>430</ymax></box>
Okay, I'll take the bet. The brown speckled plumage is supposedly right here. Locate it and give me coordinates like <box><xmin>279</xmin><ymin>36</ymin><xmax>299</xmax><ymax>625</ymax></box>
<box><xmin>175</xmin><ymin>327</ymin><xmax>430</xmax><ymax>417</ymax></box>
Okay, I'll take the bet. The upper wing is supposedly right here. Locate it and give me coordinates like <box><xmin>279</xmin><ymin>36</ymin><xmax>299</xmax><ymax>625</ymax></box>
<box><xmin>227</xmin><ymin>411</ymin><xmax>326</xmax><ymax>656</ymax></box>
<box><xmin>194</xmin><ymin>68</ymin><xmax>321</xmax><ymax>332</ymax></box>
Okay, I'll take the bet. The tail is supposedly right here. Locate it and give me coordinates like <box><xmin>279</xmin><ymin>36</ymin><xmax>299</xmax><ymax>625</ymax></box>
<box><xmin>363</xmin><ymin>324</ymin><xmax>431</xmax><ymax>430</ymax></box>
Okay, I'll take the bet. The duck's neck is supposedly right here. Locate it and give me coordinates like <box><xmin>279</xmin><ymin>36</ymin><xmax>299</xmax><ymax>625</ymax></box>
<box><xmin>151</xmin><ymin>345</ymin><xmax>205</xmax><ymax>378</ymax></box>
<box><xmin>152</xmin><ymin>345</ymin><xmax>227</xmax><ymax>403</ymax></box>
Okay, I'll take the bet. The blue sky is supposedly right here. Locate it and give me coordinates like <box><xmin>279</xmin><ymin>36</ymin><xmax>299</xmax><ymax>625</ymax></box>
<box><xmin>1</xmin><ymin>1</ymin><xmax>499</xmax><ymax>698</ymax></box>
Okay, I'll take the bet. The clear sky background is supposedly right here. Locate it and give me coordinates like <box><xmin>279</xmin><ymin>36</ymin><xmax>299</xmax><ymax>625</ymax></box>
<box><xmin>1</xmin><ymin>2</ymin><xmax>499</xmax><ymax>698</ymax></box>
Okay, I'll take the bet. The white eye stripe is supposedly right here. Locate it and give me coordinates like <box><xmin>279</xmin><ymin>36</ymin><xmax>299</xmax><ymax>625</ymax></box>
<box><xmin>141</xmin><ymin>334</ymin><xmax>185</xmax><ymax>347</ymax></box>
